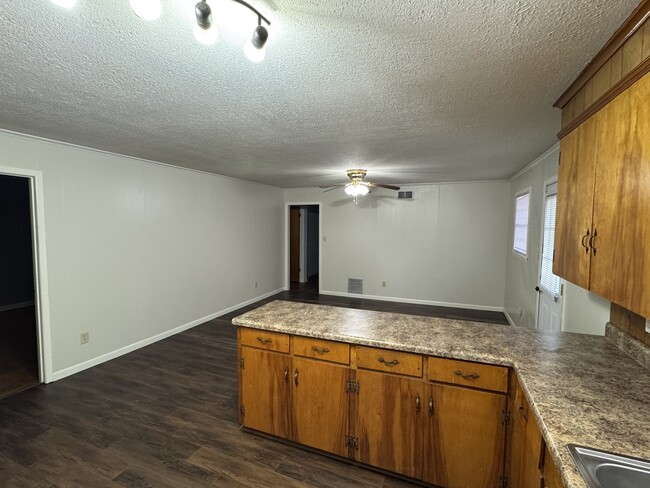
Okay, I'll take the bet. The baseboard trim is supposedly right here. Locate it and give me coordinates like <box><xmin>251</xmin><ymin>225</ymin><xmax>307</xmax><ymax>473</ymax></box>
<box><xmin>51</xmin><ymin>288</ymin><xmax>284</xmax><ymax>382</ymax></box>
<box><xmin>0</xmin><ymin>300</ymin><xmax>35</xmax><ymax>313</ymax></box>
<box><xmin>504</xmin><ymin>309</ymin><xmax>517</xmax><ymax>327</ymax></box>
<box><xmin>319</xmin><ymin>290</ymin><xmax>505</xmax><ymax>313</ymax></box>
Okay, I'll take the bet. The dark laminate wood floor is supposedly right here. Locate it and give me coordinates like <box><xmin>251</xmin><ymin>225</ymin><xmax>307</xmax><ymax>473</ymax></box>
<box><xmin>0</xmin><ymin>284</ymin><xmax>506</xmax><ymax>487</ymax></box>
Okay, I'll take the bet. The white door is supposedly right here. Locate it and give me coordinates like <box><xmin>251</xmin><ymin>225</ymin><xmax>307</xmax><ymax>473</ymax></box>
<box><xmin>537</xmin><ymin>180</ymin><xmax>563</xmax><ymax>331</ymax></box>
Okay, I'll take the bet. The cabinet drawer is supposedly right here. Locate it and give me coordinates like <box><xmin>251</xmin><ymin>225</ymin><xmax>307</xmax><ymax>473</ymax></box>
<box><xmin>293</xmin><ymin>336</ymin><xmax>350</xmax><ymax>364</ymax></box>
<box><xmin>356</xmin><ymin>346</ymin><xmax>422</xmax><ymax>377</ymax></box>
<box><xmin>240</xmin><ymin>328</ymin><xmax>289</xmax><ymax>353</ymax></box>
<box><xmin>427</xmin><ymin>357</ymin><xmax>507</xmax><ymax>393</ymax></box>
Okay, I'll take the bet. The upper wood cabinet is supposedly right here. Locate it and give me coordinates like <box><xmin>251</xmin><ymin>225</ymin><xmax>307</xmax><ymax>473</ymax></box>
<box><xmin>554</xmin><ymin>72</ymin><xmax>650</xmax><ymax>318</ymax></box>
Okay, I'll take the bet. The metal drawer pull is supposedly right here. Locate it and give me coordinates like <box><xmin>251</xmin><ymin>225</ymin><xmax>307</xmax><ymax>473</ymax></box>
<box><xmin>428</xmin><ymin>396</ymin><xmax>434</xmax><ymax>417</ymax></box>
<box><xmin>311</xmin><ymin>346</ymin><xmax>330</xmax><ymax>355</ymax></box>
<box><xmin>256</xmin><ymin>337</ymin><xmax>272</xmax><ymax>345</ymax></box>
<box><xmin>454</xmin><ymin>369</ymin><xmax>479</xmax><ymax>380</ymax></box>
<box><xmin>581</xmin><ymin>228</ymin><xmax>590</xmax><ymax>253</ymax></box>
<box><xmin>415</xmin><ymin>394</ymin><xmax>421</xmax><ymax>413</ymax></box>
<box><xmin>589</xmin><ymin>228</ymin><xmax>598</xmax><ymax>255</ymax></box>
<box><xmin>284</xmin><ymin>367</ymin><xmax>289</xmax><ymax>384</ymax></box>
<box><xmin>378</xmin><ymin>357</ymin><xmax>400</xmax><ymax>366</ymax></box>
<box><xmin>294</xmin><ymin>368</ymin><xmax>299</xmax><ymax>387</ymax></box>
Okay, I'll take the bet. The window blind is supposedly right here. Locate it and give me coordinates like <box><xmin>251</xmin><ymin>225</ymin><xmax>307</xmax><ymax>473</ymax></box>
<box><xmin>513</xmin><ymin>192</ymin><xmax>530</xmax><ymax>256</ymax></box>
<box><xmin>540</xmin><ymin>193</ymin><xmax>561</xmax><ymax>294</ymax></box>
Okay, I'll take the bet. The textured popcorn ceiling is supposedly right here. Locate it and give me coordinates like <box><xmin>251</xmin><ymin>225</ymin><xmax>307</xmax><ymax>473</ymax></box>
<box><xmin>0</xmin><ymin>0</ymin><xmax>640</xmax><ymax>187</ymax></box>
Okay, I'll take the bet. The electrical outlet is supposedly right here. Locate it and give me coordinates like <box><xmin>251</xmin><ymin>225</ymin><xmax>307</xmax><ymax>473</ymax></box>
<box><xmin>381</xmin><ymin>281</ymin><xmax>386</xmax><ymax>288</ymax></box>
<box><xmin>80</xmin><ymin>332</ymin><xmax>89</xmax><ymax>345</ymax></box>
<box><xmin>646</xmin><ymin>319</ymin><xmax>650</xmax><ymax>334</ymax></box>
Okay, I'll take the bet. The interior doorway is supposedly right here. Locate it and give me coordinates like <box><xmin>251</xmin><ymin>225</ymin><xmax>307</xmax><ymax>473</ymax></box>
<box><xmin>287</xmin><ymin>204</ymin><xmax>320</xmax><ymax>293</ymax></box>
<box><xmin>0</xmin><ymin>174</ymin><xmax>41</xmax><ymax>398</ymax></box>
<box><xmin>537</xmin><ymin>178</ymin><xmax>563</xmax><ymax>331</ymax></box>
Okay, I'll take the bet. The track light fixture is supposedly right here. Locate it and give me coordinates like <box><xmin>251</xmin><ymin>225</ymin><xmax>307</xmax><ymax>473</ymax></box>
<box><xmin>191</xmin><ymin>0</ymin><xmax>271</xmax><ymax>59</ymax></box>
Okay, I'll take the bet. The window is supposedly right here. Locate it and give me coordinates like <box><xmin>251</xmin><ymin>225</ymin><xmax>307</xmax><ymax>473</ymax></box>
<box><xmin>513</xmin><ymin>190</ymin><xmax>530</xmax><ymax>257</ymax></box>
<box><xmin>540</xmin><ymin>183</ymin><xmax>561</xmax><ymax>295</ymax></box>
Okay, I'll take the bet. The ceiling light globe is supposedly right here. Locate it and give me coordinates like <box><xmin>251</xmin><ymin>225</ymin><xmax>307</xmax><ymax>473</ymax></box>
<box><xmin>130</xmin><ymin>0</ymin><xmax>162</xmax><ymax>21</ymax></box>
<box><xmin>193</xmin><ymin>24</ymin><xmax>219</xmax><ymax>45</ymax></box>
<box><xmin>358</xmin><ymin>185</ymin><xmax>369</xmax><ymax>196</ymax></box>
<box><xmin>344</xmin><ymin>185</ymin><xmax>355</xmax><ymax>196</ymax></box>
<box><xmin>50</xmin><ymin>0</ymin><xmax>77</xmax><ymax>8</ymax></box>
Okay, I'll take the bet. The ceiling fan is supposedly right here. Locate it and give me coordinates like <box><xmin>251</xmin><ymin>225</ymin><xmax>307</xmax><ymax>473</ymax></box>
<box><xmin>319</xmin><ymin>169</ymin><xmax>400</xmax><ymax>203</ymax></box>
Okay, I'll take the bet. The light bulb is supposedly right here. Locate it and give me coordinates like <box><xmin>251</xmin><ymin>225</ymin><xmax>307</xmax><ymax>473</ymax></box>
<box><xmin>51</xmin><ymin>0</ymin><xmax>77</xmax><ymax>8</ymax></box>
<box><xmin>358</xmin><ymin>185</ymin><xmax>369</xmax><ymax>196</ymax></box>
<box><xmin>244</xmin><ymin>40</ymin><xmax>266</xmax><ymax>63</ymax></box>
<box><xmin>130</xmin><ymin>0</ymin><xmax>162</xmax><ymax>21</ymax></box>
<box><xmin>193</xmin><ymin>24</ymin><xmax>219</xmax><ymax>45</ymax></box>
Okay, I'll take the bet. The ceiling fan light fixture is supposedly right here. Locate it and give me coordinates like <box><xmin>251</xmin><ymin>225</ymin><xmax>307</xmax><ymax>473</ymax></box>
<box><xmin>344</xmin><ymin>184</ymin><xmax>369</xmax><ymax>197</ymax></box>
<box><xmin>130</xmin><ymin>0</ymin><xmax>162</xmax><ymax>21</ymax></box>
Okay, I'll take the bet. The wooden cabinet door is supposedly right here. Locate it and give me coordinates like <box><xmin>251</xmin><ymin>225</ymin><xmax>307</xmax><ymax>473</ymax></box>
<box><xmin>508</xmin><ymin>380</ymin><xmax>543</xmax><ymax>488</ymax></box>
<box><xmin>423</xmin><ymin>384</ymin><xmax>505</xmax><ymax>488</ymax></box>
<box><xmin>554</xmin><ymin>112</ymin><xmax>599</xmax><ymax>289</ymax></box>
<box><xmin>240</xmin><ymin>347</ymin><xmax>291</xmax><ymax>438</ymax></box>
<box><xmin>292</xmin><ymin>357</ymin><xmax>349</xmax><ymax>456</ymax></box>
<box><xmin>354</xmin><ymin>370</ymin><xmax>425</xmax><ymax>479</ymax></box>
<box><xmin>591</xmin><ymin>73</ymin><xmax>650</xmax><ymax>317</ymax></box>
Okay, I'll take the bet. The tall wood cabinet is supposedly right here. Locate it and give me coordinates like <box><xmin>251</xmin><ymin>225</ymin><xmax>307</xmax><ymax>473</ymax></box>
<box><xmin>554</xmin><ymin>72</ymin><xmax>650</xmax><ymax>318</ymax></box>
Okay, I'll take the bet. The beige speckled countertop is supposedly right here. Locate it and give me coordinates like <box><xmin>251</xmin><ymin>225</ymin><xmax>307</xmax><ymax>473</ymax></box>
<box><xmin>232</xmin><ymin>300</ymin><xmax>650</xmax><ymax>488</ymax></box>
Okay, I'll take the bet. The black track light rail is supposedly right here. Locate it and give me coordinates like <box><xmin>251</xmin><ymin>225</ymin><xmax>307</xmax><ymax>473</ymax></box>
<box><xmin>231</xmin><ymin>0</ymin><xmax>271</xmax><ymax>26</ymax></box>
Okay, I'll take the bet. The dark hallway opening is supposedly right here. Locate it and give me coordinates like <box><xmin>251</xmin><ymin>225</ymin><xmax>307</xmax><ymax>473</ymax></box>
<box><xmin>0</xmin><ymin>174</ymin><xmax>40</xmax><ymax>399</ymax></box>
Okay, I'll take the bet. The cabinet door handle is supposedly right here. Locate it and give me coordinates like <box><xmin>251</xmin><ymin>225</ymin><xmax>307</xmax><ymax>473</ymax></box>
<box><xmin>378</xmin><ymin>357</ymin><xmax>400</xmax><ymax>367</ymax></box>
<box><xmin>256</xmin><ymin>337</ymin><xmax>272</xmax><ymax>345</ymax></box>
<box><xmin>284</xmin><ymin>367</ymin><xmax>289</xmax><ymax>384</ymax></box>
<box><xmin>311</xmin><ymin>345</ymin><xmax>330</xmax><ymax>355</ymax></box>
<box><xmin>454</xmin><ymin>369</ymin><xmax>480</xmax><ymax>380</ymax></box>
<box><xmin>589</xmin><ymin>228</ymin><xmax>598</xmax><ymax>255</ymax></box>
<box><xmin>581</xmin><ymin>228</ymin><xmax>590</xmax><ymax>253</ymax></box>
<box><xmin>415</xmin><ymin>394</ymin><xmax>421</xmax><ymax>414</ymax></box>
<box><xmin>294</xmin><ymin>368</ymin><xmax>299</xmax><ymax>387</ymax></box>
<box><xmin>518</xmin><ymin>405</ymin><xmax>528</xmax><ymax>421</ymax></box>
<box><xmin>428</xmin><ymin>396</ymin><xmax>434</xmax><ymax>417</ymax></box>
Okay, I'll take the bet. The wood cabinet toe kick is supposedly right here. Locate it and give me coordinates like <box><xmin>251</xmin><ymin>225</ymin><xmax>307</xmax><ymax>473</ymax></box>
<box><xmin>236</xmin><ymin>326</ymin><xmax>559</xmax><ymax>488</ymax></box>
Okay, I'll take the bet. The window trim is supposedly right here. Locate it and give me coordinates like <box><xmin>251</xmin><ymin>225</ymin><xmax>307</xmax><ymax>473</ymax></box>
<box><xmin>513</xmin><ymin>187</ymin><xmax>532</xmax><ymax>260</ymax></box>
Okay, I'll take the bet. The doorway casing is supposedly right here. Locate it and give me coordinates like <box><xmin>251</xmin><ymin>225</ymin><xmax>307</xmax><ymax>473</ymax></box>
<box><xmin>284</xmin><ymin>202</ymin><xmax>322</xmax><ymax>293</ymax></box>
<box><xmin>0</xmin><ymin>165</ymin><xmax>53</xmax><ymax>383</ymax></box>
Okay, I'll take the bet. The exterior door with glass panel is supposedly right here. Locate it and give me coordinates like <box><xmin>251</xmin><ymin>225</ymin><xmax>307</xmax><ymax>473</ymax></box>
<box><xmin>537</xmin><ymin>180</ymin><xmax>563</xmax><ymax>331</ymax></box>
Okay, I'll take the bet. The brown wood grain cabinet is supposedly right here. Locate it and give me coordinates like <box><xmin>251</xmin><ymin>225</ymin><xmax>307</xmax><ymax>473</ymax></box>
<box><xmin>354</xmin><ymin>369</ymin><xmax>425</xmax><ymax>479</ymax></box>
<box><xmin>239</xmin><ymin>347</ymin><xmax>292</xmax><ymax>438</ymax></box>
<box><xmin>555</xmin><ymin>72</ymin><xmax>650</xmax><ymax>318</ymax></box>
<box><xmin>238</xmin><ymin>327</ymin><xmax>514</xmax><ymax>487</ymax></box>
<box><xmin>423</xmin><ymin>383</ymin><xmax>506</xmax><ymax>488</ymax></box>
<box><xmin>292</xmin><ymin>356</ymin><xmax>350</xmax><ymax>456</ymax></box>
<box><xmin>506</xmin><ymin>375</ymin><xmax>543</xmax><ymax>488</ymax></box>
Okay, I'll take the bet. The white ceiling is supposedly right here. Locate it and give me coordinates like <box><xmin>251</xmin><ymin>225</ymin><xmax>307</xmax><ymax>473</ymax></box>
<box><xmin>0</xmin><ymin>0</ymin><xmax>640</xmax><ymax>187</ymax></box>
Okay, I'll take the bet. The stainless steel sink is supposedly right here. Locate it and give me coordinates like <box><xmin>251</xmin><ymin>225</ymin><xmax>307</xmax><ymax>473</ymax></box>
<box><xmin>568</xmin><ymin>444</ymin><xmax>650</xmax><ymax>488</ymax></box>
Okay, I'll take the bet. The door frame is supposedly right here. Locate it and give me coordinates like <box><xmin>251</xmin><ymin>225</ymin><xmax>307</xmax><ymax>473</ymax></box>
<box><xmin>535</xmin><ymin>175</ymin><xmax>563</xmax><ymax>331</ymax></box>
<box><xmin>0</xmin><ymin>166</ymin><xmax>53</xmax><ymax>383</ymax></box>
<box><xmin>284</xmin><ymin>202</ymin><xmax>322</xmax><ymax>292</ymax></box>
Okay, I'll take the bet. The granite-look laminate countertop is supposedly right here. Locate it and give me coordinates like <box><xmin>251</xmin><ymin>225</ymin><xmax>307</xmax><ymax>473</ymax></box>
<box><xmin>232</xmin><ymin>300</ymin><xmax>650</xmax><ymax>488</ymax></box>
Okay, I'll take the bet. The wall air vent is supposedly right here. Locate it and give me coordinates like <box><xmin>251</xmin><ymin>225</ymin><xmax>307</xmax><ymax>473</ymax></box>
<box><xmin>398</xmin><ymin>191</ymin><xmax>413</xmax><ymax>199</ymax></box>
<box><xmin>347</xmin><ymin>278</ymin><xmax>363</xmax><ymax>294</ymax></box>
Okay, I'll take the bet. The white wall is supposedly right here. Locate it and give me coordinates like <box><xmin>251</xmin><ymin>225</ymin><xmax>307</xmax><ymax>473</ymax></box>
<box><xmin>0</xmin><ymin>130</ymin><xmax>284</xmax><ymax>379</ymax></box>
<box><xmin>504</xmin><ymin>144</ymin><xmax>610</xmax><ymax>334</ymax></box>
<box><xmin>285</xmin><ymin>182</ymin><xmax>509</xmax><ymax>310</ymax></box>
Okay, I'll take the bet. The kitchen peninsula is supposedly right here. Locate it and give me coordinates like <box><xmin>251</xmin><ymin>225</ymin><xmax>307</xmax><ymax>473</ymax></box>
<box><xmin>233</xmin><ymin>300</ymin><xmax>650</xmax><ymax>488</ymax></box>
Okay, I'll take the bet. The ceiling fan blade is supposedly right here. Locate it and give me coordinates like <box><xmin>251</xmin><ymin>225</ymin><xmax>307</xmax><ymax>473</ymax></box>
<box><xmin>319</xmin><ymin>184</ymin><xmax>343</xmax><ymax>189</ymax></box>
<box><xmin>321</xmin><ymin>185</ymin><xmax>344</xmax><ymax>192</ymax></box>
<box><xmin>368</xmin><ymin>183</ymin><xmax>400</xmax><ymax>191</ymax></box>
